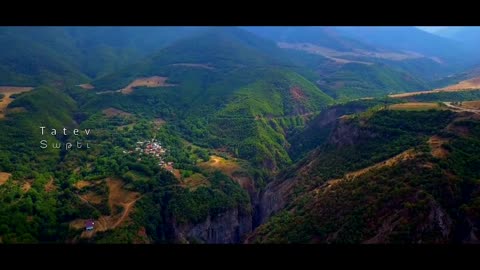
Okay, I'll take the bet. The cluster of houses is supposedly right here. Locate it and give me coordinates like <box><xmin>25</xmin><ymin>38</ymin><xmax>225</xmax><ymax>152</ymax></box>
<box><xmin>123</xmin><ymin>138</ymin><xmax>175</xmax><ymax>173</ymax></box>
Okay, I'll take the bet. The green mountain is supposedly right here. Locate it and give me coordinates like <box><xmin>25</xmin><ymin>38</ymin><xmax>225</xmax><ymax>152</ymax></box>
<box><xmin>337</xmin><ymin>27</ymin><xmax>469</xmax><ymax>65</ymax></box>
<box><xmin>2</xmin><ymin>26</ymin><xmax>480</xmax><ymax>244</ymax></box>
<box><xmin>241</xmin><ymin>27</ymin><xmax>443</xmax><ymax>98</ymax></box>
<box><xmin>0</xmin><ymin>28</ymin><xmax>88</xmax><ymax>86</ymax></box>
<box><xmin>0</xmin><ymin>26</ymin><xmax>202</xmax><ymax>86</ymax></box>
<box><xmin>317</xmin><ymin>62</ymin><xmax>429</xmax><ymax>99</ymax></box>
<box><xmin>250</xmin><ymin>103</ymin><xmax>480</xmax><ymax>243</ymax></box>
<box><xmin>91</xmin><ymin>27</ymin><xmax>334</xmax><ymax>171</ymax></box>
<box><xmin>243</xmin><ymin>26</ymin><xmax>376</xmax><ymax>52</ymax></box>
<box><xmin>0</xmin><ymin>85</ymin><xmax>251</xmax><ymax>243</ymax></box>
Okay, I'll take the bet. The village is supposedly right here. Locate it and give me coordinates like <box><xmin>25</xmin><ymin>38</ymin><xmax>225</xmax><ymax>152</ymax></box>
<box><xmin>123</xmin><ymin>138</ymin><xmax>175</xmax><ymax>172</ymax></box>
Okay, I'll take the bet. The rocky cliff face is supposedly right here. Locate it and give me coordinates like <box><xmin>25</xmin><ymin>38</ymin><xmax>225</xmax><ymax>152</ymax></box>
<box><xmin>256</xmin><ymin>116</ymin><xmax>368</xmax><ymax>225</ymax></box>
<box><xmin>328</xmin><ymin>118</ymin><xmax>377</xmax><ymax>147</ymax></box>
<box><xmin>255</xmin><ymin>113</ymin><xmax>385</xmax><ymax>232</ymax></box>
<box><xmin>173</xmin><ymin>207</ymin><xmax>252</xmax><ymax>244</ymax></box>
<box><xmin>256</xmin><ymin>177</ymin><xmax>295</xmax><ymax>225</ymax></box>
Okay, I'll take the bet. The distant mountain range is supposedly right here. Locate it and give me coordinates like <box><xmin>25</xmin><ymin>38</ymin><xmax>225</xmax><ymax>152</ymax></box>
<box><xmin>2</xmin><ymin>26</ymin><xmax>479</xmax><ymax>96</ymax></box>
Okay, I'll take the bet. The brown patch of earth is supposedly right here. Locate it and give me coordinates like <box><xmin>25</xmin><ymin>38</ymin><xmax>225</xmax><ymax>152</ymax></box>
<box><xmin>390</xmin><ymin>76</ymin><xmax>480</xmax><ymax>98</ymax></box>
<box><xmin>80</xmin><ymin>192</ymin><xmax>103</xmax><ymax>205</ymax></box>
<box><xmin>45</xmin><ymin>177</ymin><xmax>56</xmax><ymax>192</ymax></box>
<box><xmin>102</xmin><ymin>107</ymin><xmax>133</xmax><ymax>118</ymax></box>
<box><xmin>278</xmin><ymin>42</ymin><xmax>418</xmax><ymax>63</ymax></box>
<box><xmin>428</xmin><ymin>136</ymin><xmax>449</xmax><ymax>158</ymax></box>
<box><xmin>120</xmin><ymin>76</ymin><xmax>175</xmax><ymax>94</ymax></box>
<box><xmin>198</xmin><ymin>155</ymin><xmax>255</xmax><ymax>192</ymax></box>
<box><xmin>0</xmin><ymin>86</ymin><xmax>33</xmax><ymax>119</ymax></box>
<box><xmin>70</xmin><ymin>178</ymin><xmax>142</xmax><ymax>239</ymax></box>
<box><xmin>439</xmin><ymin>76</ymin><xmax>480</xmax><ymax>91</ymax></box>
<box><xmin>74</xmin><ymin>180</ymin><xmax>92</xmax><ymax>189</ymax></box>
<box><xmin>22</xmin><ymin>182</ymin><xmax>32</xmax><ymax>192</ymax></box>
<box><xmin>6</xmin><ymin>107</ymin><xmax>27</xmax><ymax>115</ymax></box>
<box><xmin>107</xmin><ymin>178</ymin><xmax>140</xmax><ymax>211</ymax></box>
<box><xmin>231</xmin><ymin>173</ymin><xmax>255</xmax><ymax>192</ymax></box>
<box><xmin>460</xmin><ymin>101</ymin><xmax>480</xmax><ymax>110</ymax></box>
<box><xmin>181</xmin><ymin>173</ymin><xmax>210</xmax><ymax>191</ymax></box>
<box><xmin>198</xmin><ymin>155</ymin><xmax>240</xmax><ymax>176</ymax></box>
<box><xmin>172</xmin><ymin>169</ymin><xmax>181</xmax><ymax>180</ymax></box>
<box><xmin>0</xmin><ymin>172</ymin><xmax>12</xmax><ymax>185</ymax></box>
<box><xmin>78</xmin><ymin>83</ymin><xmax>94</xmax><ymax>90</ymax></box>
<box><xmin>290</xmin><ymin>86</ymin><xmax>306</xmax><ymax>102</ymax></box>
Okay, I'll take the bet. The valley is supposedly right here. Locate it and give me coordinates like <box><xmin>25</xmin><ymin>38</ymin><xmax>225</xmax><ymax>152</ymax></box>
<box><xmin>1</xmin><ymin>26</ymin><xmax>480</xmax><ymax>244</ymax></box>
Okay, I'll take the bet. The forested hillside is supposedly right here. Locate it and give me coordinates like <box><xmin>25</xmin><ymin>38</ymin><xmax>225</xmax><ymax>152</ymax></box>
<box><xmin>1</xmin><ymin>26</ymin><xmax>480</xmax><ymax>244</ymax></box>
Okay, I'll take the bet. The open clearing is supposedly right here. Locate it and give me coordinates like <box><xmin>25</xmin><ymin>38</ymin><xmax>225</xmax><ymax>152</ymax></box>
<box><xmin>80</xmin><ymin>192</ymin><xmax>103</xmax><ymax>205</ymax></box>
<box><xmin>277</xmin><ymin>42</ymin><xmax>424</xmax><ymax>64</ymax></box>
<box><xmin>198</xmin><ymin>155</ymin><xmax>240</xmax><ymax>176</ymax></box>
<box><xmin>0</xmin><ymin>86</ymin><xmax>33</xmax><ymax>119</ymax></box>
<box><xmin>96</xmin><ymin>76</ymin><xmax>175</xmax><ymax>95</ymax></box>
<box><xmin>439</xmin><ymin>76</ymin><xmax>480</xmax><ymax>91</ymax></box>
<box><xmin>102</xmin><ymin>107</ymin><xmax>133</xmax><ymax>118</ymax></box>
<box><xmin>0</xmin><ymin>172</ymin><xmax>12</xmax><ymax>185</ymax></box>
<box><xmin>389</xmin><ymin>102</ymin><xmax>444</xmax><ymax>111</ymax></box>
<box><xmin>44</xmin><ymin>178</ymin><xmax>56</xmax><ymax>192</ymax></box>
<box><xmin>74</xmin><ymin>180</ymin><xmax>94</xmax><ymax>189</ymax></box>
<box><xmin>71</xmin><ymin>178</ymin><xmax>141</xmax><ymax>239</ymax></box>
<box><xmin>22</xmin><ymin>181</ymin><xmax>32</xmax><ymax>192</ymax></box>
<box><xmin>390</xmin><ymin>76</ymin><xmax>480</xmax><ymax>98</ymax></box>
<box><xmin>290</xmin><ymin>86</ymin><xmax>306</xmax><ymax>102</ymax></box>
<box><xmin>78</xmin><ymin>83</ymin><xmax>94</xmax><ymax>90</ymax></box>
<box><xmin>428</xmin><ymin>136</ymin><xmax>449</xmax><ymax>159</ymax></box>
<box><xmin>456</xmin><ymin>101</ymin><xmax>480</xmax><ymax>110</ymax></box>
<box><xmin>198</xmin><ymin>155</ymin><xmax>254</xmax><ymax>191</ymax></box>
<box><xmin>120</xmin><ymin>76</ymin><xmax>175</xmax><ymax>94</ymax></box>
<box><xmin>181</xmin><ymin>173</ymin><xmax>210</xmax><ymax>191</ymax></box>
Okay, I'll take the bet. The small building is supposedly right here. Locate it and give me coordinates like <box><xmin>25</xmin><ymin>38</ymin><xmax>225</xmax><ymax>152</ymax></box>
<box><xmin>85</xmin><ymin>220</ymin><xmax>95</xmax><ymax>231</ymax></box>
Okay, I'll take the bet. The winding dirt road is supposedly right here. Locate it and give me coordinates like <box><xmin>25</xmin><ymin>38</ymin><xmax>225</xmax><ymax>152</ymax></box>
<box><xmin>443</xmin><ymin>102</ymin><xmax>480</xmax><ymax>114</ymax></box>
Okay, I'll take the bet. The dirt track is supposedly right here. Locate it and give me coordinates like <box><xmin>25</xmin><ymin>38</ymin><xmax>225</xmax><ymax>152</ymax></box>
<box><xmin>321</xmin><ymin>149</ymin><xmax>417</xmax><ymax>191</ymax></box>
<box><xmin>443</xmin><ymin>102</ymin><xmax>480</xmax><ymax>114</ymax></box>
<box><xmin>71</xmin><ymin>178</ymin><xmax>141</xmax><ymax>238</ymax></box>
